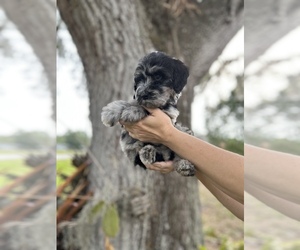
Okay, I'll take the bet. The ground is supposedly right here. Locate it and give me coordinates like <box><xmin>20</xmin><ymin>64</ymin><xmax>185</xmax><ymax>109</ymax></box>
<box><xmin>199</xmin><ymin>183</ymin><xmax>243</xmax><ymax>250</ymax></box>
<box><xmin>244</xmin><ymin>192</ymin><xmax>300</xmax><ymax>250</ymax></box>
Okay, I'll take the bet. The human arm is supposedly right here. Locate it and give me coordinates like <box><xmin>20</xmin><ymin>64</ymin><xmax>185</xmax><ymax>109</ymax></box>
<box><xmin>245</xmin><ymin>144</ymin><xmax>300</xmax><ymax>220</ymax></box>
<box><xmin>121</xmin><ymin>108</ymin><xmax>244</xmax><ymax>204</ymax></box>
<box><xmin>143</xmin><ymin>160</ymin><xmax>244</xmax><ymax>220</ymax></box>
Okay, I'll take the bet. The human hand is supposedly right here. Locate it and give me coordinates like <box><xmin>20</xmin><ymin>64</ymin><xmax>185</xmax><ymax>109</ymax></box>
<box><xmin>120</xmin><ymin>108</ymin><xmax>174</xmax><ymax>144</ymax></box>
<box><xmin>144</xmin><ymin>161</ymin><xmax>175</xmax><ymax>174</ymax></box>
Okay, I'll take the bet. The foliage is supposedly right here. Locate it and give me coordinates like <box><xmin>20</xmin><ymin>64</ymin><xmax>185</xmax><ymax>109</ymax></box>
<box><xmin>102</xmin><ymin>204</ymin><xmax>120</xmax><ymax>238</ymax></box>
<box><xmin>202</xmin><ymin>58</ymin><xmax>244</xmax><ymax>155</ymax></box>
<box><xmin>89</xmin><ymin>201</ymin><xmax>120</xmax><ymax>238</ymax></box>
<box><xmin>245</xmin><ymin>64</ymin><xmax>300</xmax><ymax>140</ymax></box>
<box><xmin>56</xmin><ymin>158</ymin><xmax>76</xmax><ymax>186</ymax></box>
<box><xmin>245</xmin><ymin>136</ymin><xmax>300</xmax><ymax>155</ymax></box>
<box><xmin>198</xmin><ymin>238</ymin><xmax>244</xmax><ymax>250</ymax></box>
<box><xmin>58</xmin><ymin>130</ymin><xmax>90</xmax><ymax>150</ymax></box>
<box><xmin>206</xmin><ymin>84</ymin><xmax>244</xmax><ymax>155</ymax></box>
<box><xmin>206</xmin><ymin>86</ymin><xmax>243</xmax><ymax>141</ymax></box>
<box><xmin>0</xmin><ymin>158</ymin><xmax>31</xmax><ymax>187</ymax></box>
<box><xmin>207</xmin><ymin>136</ymin><xmax>244</xmax><ymax>155</ymax></box>
<box><xmin>12</xmin><ymin>130</ymin><xmax>53</xmax><ymax>149</ymax></box>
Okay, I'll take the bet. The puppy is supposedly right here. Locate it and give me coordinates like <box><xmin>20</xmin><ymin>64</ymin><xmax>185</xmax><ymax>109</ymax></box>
<box><xmin>101</xmin><ymin>51</ymin><xmax>195</xmax><ymax>176</ymax></box>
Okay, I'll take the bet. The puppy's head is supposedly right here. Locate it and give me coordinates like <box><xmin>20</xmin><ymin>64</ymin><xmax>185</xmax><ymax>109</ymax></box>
<box><xmin>133</xmin><ymin>51</ymin><xmax>189</xmax><ymax>108</ymax></box>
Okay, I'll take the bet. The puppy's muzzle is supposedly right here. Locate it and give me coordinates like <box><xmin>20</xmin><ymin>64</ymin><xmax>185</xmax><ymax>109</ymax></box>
<box><xmin>135</xmin><ymin>85</ymin><xmax>154</xmax><ymax>103</ymax></box>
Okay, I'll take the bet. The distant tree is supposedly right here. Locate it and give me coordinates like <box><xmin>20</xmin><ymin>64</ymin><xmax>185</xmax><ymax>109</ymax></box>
<box><xmin>13</xmin><ymin>130</ymin><xmax>53</xmax><ymax>149</ymax></box>
<box><xmin>63</xmin><ymin>130</ymin><xmax>90</xmax><ymax>150</ymax></box>
<box><xmin>201</xmin><ymin>58</ymin><xmax>244</xmax><ymax>155</ymax></box>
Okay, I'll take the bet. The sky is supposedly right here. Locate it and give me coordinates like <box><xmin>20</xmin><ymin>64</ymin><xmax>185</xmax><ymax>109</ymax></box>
<box><xmin>245</xmin><ymin>26</ymin><xmax>300</xmax><ymax>109</ymax></box>
<box><xmin>245</xmin><ymin>26</ymin><xmax>300</xmax><ymax>139</ymax></box>
<box><xmin>192</xmin><ymin>28</ymin><xmax>244</xmax><ymax>135</ymax></box>
<box><xmin>0</xmin><ymin>9</ymin><xmax>54</xmax><ymax>136</ymax></box>
<box><xmin>0</xmin><ymin>7</ymin><xmax>299</xmax><ymax>139</ymax></box>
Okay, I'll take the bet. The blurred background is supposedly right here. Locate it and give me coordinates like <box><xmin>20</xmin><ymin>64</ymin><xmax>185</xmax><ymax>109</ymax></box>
<box><xmin>1</xmin><ymin>0</ymin><xmax>299</xmax><ymax>250</ymax></box>
<box><xmin>244</xmin><ymin>0</ymin><xmax>300</xmax><ymax>249</ymax></box>
<box><xmin>0</xmin><ymin>0</ymin><xmax>245</xmax><ymax>249</ymax></box>
<box><xmin>0</xmin><ymin>1</ymin><xmax>55</xmax><ymax>250</ymax></box>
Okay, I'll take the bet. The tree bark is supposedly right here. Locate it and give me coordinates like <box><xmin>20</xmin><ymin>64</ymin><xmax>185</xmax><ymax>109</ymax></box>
<box><xmin>58</xmin><ymin>0</ymin><xmax>243</xmax><ymax>249</ymax></box>
<box><xmin>245</xmin><ymin>0</ymin><xmax>300</xmax><ymax>66</ymax></box>
<box><xmin>141</xmin><ymin>0</ymin><xmax>244</xmax><ymax>125</ymax></box>
<box><xmin>0</xmin><ymin>0</ymin><xmax>56</xmax><ymax>120</ymax></box>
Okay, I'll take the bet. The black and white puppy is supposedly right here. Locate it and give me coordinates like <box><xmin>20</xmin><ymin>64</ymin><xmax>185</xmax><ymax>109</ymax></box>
<box><xmin>101</xmin><ymin>51</ymin><xmax>195</xmax><ymax>176</ymax></box>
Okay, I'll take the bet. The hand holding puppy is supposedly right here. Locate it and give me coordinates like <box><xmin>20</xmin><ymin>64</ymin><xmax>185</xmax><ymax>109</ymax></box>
<box><xmin>120</xmin><ymin>108</ymin><xmax>174</xmax><ymax>144</ymax></box>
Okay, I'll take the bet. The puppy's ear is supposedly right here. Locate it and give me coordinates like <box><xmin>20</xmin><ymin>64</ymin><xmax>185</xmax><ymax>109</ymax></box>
<box><xmin>172</xmin><ymin>59</ymin><xmax>189</xmax><ymax>93</ymax></box>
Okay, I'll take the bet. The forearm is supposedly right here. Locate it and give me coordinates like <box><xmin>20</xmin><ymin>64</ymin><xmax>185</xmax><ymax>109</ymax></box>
<box><xmin>245</xmin><ymin>144</ymin><xmax>300</xmax><ymax>204</ymax></box>
<box><xmin>164</xmin><ymin>127</ymin><xmax>244</xmax><ymax>204</ymax></box>
<box><xmin>246</xmin><ymin>180</ymin><xmax>300</xmax><ymax>221</ymax></box>
<box><xmin>196</xmin><ymin>171</ymin><xmax>244</xmax><ymax>220</ymax></box>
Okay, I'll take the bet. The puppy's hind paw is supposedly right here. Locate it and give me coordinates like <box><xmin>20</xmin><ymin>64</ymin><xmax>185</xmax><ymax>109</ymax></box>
<box><xmin>101</xmin><ymin>100</ymin><xmax>129</xmax><ymax>127</ymax></box>
<box><xmin>174</xmin><ymin>159</ymin><xmax>195</xmax><ymax>177</ymax></box>
<box><xmin>139</xmin><ymin>145</ymin><xmax>156</xmax><ymax>165</ymax></box>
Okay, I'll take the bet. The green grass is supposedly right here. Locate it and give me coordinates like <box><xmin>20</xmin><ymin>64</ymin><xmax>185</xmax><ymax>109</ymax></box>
<box><xmin>0</xmin><ymin>149</ymin><xmax>48</xmax><ymax>155</ymax></box>
<box><xmin>0</xmin><ymin>159</ymin><xmax>32</xmax><ymax>188</ymax></box>
<box><xmin>56</xmin><ymin>159</ymin><xmax>77</xmax><ymax>187</ymax></box>
<box><xmin>56</xmin><ymin>149</ymin><xmax>85</xmax><ymax>155</ymax></box>
<box><xmin>0</xmin><ymin>152</ymin><xmax>79</xmax><ymax>189</ymax></box>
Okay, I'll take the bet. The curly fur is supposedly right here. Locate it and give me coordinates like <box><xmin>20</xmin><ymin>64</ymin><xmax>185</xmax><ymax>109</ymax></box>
<box><xmin>101</xmin><ymin>51</ymin><xmax>195</xmax><ymax>176</ymax></box>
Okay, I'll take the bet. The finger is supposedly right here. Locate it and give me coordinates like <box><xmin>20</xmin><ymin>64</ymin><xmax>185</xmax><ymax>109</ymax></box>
<box><xmin>128</xmin><ymin>132</ymin><xmax>137</xmax><ymax>139</ymax></box>
<box><xmin>145</xmin><ymin>164</ymin><xmax>162</xmax><ymax>171</ymax></box>
<box><xmin>153</xmin><ymin>161</ymin><xmax>174</xmax><ymax>172</ymax></box>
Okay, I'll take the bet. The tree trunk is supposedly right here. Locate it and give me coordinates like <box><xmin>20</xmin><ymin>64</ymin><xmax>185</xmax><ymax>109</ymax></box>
<box><xmin>245</xmin><ymin>0</ymin><xmax>300</xmax><ymax>66</ymax></box>
<box><xmin>0</xmin><ymin>0</ymin><xmax>56</xmax><ymax>120</ymax></box>
<box><xmin>58</xmin><ymin>0</ymin><xmax>243</xmax><ymax>249</ymax></box>
<box><xmin>141</xmin><ymin>0</ymin><xmax>244</xmax><ymax>125</ymax></box>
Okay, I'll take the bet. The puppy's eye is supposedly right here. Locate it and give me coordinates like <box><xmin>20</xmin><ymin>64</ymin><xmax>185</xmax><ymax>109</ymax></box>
<box><xmin>154</xmin><ymin>74</ymin><xmax>162</xmax><ymax>81</ymax></box>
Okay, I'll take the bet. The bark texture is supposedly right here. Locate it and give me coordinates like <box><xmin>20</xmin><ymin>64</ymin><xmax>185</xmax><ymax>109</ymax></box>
<box><xmin>245</xmin><ymin>0</ymin><xmax>300</xmax><ymax>66</ymax></box>
<box><xmin>0</xmin><ymin>0</ymin><xmax>56</xmax><ymax>119</ymax></box>
<box><xmin>57</xmin><ymin>0</ymin><xmax>243</xmax><ymax>249</ymax></box>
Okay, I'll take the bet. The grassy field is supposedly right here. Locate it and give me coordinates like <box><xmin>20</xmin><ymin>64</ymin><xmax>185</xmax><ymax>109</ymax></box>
<box><xmin>56</xmin><ymin>158</ymin><xmax>77</xmax><ymax>186</ymax></box>
<box><xmin>0</xmin><ymin>150</ymin><xmax>77</xmax><ymax>188</ymax></box>
<box><xmin>1</xmin><ymin>150</ymin><xmax>246</xmax><ymax>250</ymax></box>
<box><xmin>0</xmin><ymin>159</ymin><xmax>32</xmax><ymax>188</ymax></box>
<box><xmin>200</xmin><ymin>183</ymin><xmax>244</xmax><ymax>250</ymax></box>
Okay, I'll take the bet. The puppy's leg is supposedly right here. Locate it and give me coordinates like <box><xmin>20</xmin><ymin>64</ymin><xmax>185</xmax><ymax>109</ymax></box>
<box><xmin>139</xmin><ymin>145</ymin><xmax>157</xmax><ymax>165</ymax></box>
<box><xmin>120</xmin><ymin>130</ymin><xmax>146</xmax><ymax>169</ymax></box>
<box><xmin>101</xmin><ymin>100</ymin><xmax>130</xmax><ymax>127</ymax></box>
<box><xmin>120</xmin><ymin>104</ymin><xmax>148</xmax><ymax>123</ymax></box>
<box><xmin>173</xmin><ymin>156</ymin><xmax>195</xmax><ymax>177</ymax></box>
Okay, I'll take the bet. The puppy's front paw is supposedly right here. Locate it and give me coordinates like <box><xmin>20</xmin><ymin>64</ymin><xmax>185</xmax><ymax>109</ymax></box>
<box><xmin>120</xmin><ymin>105</ymin><xmax>148</xmax><ymax>123</ymax></box>
<box><xmin>174</xmin><ymin>159</ymin><xmax>195</xmax><ymax>177</ymax></box>
<box><xmin>101</xmin><ymin>100</ymin><xmax>129</xmax><ymax>127</ymax></box>
<box><xmin>139</xmin><ymin>145</ymin><xmax>156</xmax><ymax>165</ymax></box>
